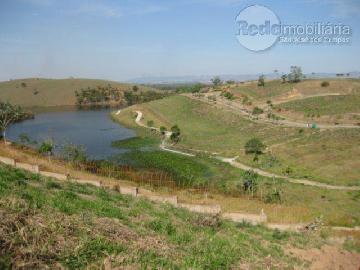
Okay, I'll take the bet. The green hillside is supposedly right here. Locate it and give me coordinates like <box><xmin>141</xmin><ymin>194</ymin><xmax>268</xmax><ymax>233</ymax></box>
<box><xmin>0</xmin><ymin>78</ymin><xmax>154</xmax><ymax>108</ymax></box>
<box><xmin>0</xmin><ymin>164</ymin><xmax>332</xmax><ymax>269</ymax></box>
<box><xmin>114</xmin><ymin>95</ymin><xmax>360</xmax><ymax>185</ymax></box>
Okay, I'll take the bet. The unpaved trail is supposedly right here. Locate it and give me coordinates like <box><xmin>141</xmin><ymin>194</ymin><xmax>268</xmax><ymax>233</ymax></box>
<box><xmin>218</xmin><ymin>156</ymin><xmax>360</xmax><ymax>191</ymax></box>
<box><xmin>185</xmin><ymin>93</ymin><xmax>360</xmax><ymax>129</ymax></box>
<box><xmin>135</xmin><ymin>111</ymin><xmax>195</xmax><ymax>157</ymax></box>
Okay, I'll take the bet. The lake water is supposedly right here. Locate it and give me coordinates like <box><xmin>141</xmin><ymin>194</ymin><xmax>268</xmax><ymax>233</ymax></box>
<box><xmin>7</xmin><ymin>108</ymin><xmax>136</xmax><ymax>160</ymax></box>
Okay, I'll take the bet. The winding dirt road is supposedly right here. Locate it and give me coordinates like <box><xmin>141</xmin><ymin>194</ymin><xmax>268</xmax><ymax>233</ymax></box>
<box><xmin>135</xmin><ymin>111</ymin><xmax>195</xmax><ymax>157</ymax></box>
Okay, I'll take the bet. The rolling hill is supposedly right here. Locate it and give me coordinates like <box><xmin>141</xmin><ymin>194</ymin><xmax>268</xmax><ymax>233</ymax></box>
<box><xmin>0</xmin><ymin>78</ymin><xmax>155</xmax><ymax>108</ymax></box>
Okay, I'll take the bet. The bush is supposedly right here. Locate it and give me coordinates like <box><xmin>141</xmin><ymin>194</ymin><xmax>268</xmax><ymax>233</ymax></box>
<box><xmin>245</xmin><ymin>138</ymin><xmax>266</xmax><ymax>154</ymax></box>
<box><xmin>321</xmin><ymin>81</ymin><xmax>330</xmax><ymax>87</ymax></box>
<box><xmin>222</xmin><ymin>91</ymin><xmax>234</xmax><ymax>100</ymax></box>
<box><xmin>160</xmin><ymin>126</ymin><xmax>167</xmax><ymax>135</ymax></box>
<box><xmin>265</xmin><ymin>189</ymin><xmax>282</xmax><ymax>204</ymax></box>
<box><xmin>252</xmin><ymin>107</ymin><xmax>264</xmax><ymax>115</ymax></box>
<box><xmin>243</xmin><ymin>170</ymin><xmax>259</xmax><ymax>194</ymax></box>
<box><xmin>170</xmin><ymin>125</ymin><xmax>181</xmax><ymax>143</ymax></box>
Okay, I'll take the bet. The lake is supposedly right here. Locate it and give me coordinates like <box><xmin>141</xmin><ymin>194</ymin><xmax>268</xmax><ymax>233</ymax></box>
<box><xmin>7</xmin><ymin>108</ymin><xmax>136</xmax><ymax>160</ymax></box>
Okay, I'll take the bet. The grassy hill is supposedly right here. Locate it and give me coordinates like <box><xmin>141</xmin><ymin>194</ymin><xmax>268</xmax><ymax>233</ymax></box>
<box><xmin>114</xmin><ymin>94</ymin><xmax>360</xmax><ymax>186</ymax></box>
<box><xmin>228</xmin><ymin>79</ymin><xmax>360</xmax><ymax>103</ymax></box>
<box><xmin>0</xmin><ymin>163</ymin><xmax>339</xmax><ymax>269</ymax></box>
<box><xmin>0</xmin><ymin>78</ymin><xmax>154</xmax><ymax>108</ymax></box>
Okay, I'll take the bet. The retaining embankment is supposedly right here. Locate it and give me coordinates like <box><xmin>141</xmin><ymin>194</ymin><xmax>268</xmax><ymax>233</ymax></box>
<box><xmin>15</xmin><ymin>162</ymin><xmax>40</xmax><ymax>173</ymax></box>
<box><xmin>38</xmin><ymin>171</ymin><xmax>68</xmax><ymax>181</ymax></box>
<box><xmin>0</xmin><ymin>155</ymin><xmax>270</xmax><ymax>227</ymax></box>
<box><xmin>222</xmin><ymin>211</ymin><xmax>267</xmax><ymax>225</ymax></box>
<box><xmin>178</xmin><ymin>203</ymin><xmax>222</xmax><ymax>215</ymax></box>
<box><xmin>0</xmin><ymin>156</ymin><xmax>16</xmax><ymax>166</ymax></box>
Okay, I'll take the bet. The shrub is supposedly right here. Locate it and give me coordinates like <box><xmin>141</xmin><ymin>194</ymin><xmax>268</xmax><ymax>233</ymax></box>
<box><xmin>61</xmin><ymin>143</ymin><xmax>87</xmax><ymax>164</ymax></box>
<box><xmin>265</xmin><ymin>189</ymin><xmax>282</xmax><ymax>204</ymax></box>
<box><xmin>132</xmin><ymin>85</ymin><xmax>139</xmax><ymax>92</ymax></box>
<box><xmin>170</xmin><ymin>125</ymin><xmax>181</xmax><ymax>143</ymax></box>
<box><xmin>160</xmin><ymin>126</ymin><xmax>167</xmax><ymax>135</ymax></box>
<box><xmin>258</xmin><ymin>75</ymin><xmax>265</xmax><ymax>87</ymax></box>
<box><xmin>222</xmin><ymin>91</ymin><xmax>234</xmax><ymax>100</ymax></box>
<box><xmin>321</xmin><ymin>81</ymin><xmax>330</xmax><ymax>87</ymax></box>
<box><xmin>243</xmin><ymin>170</ymin><xmax>259</xmax><ymax>194</ymax></box>
<box><xmin>245</xmin><ymin>138</ymin><xmax>266</xmax><ymax>154</ymax></box>
<box><xmin>252</xmin><ymin>107</ymin><xmax>264</xmax><ymax>115</ymax></box>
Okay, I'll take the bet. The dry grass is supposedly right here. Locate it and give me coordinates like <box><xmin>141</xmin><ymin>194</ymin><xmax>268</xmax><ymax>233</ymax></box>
<box><xmin>0</xmin><ymin>78</ymin><xmax>155</xmax><ymax>108</ymax></box>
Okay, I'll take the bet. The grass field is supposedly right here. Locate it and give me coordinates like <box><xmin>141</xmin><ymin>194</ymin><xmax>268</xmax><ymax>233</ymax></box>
<box><xmin>1</xmin><ymin>163</ymin><xmax>339</xmax><ymax>269</ymax></box>
<box><xmin>228</xmin><ymin>79</ymin><xmax>360</xmax><ymax>103</ymax></box>
<box><xmin>114</xmin><ymin>95</ymin><xmax>304</xmax><ymax>156</ymax></box>
<box><xmin>0</xmin><ymin>78</ymin><xmax>154</xmax><ymax>108</ymax></box>
<box><xmin>278</xmin><ymin>95</ymin><xmax>360</xmax><ymax>116</ymax></box>
<box><xmin>113</xmin><ymin>94</ymin><xmax>360</xmax><ymax>186</ymax></box>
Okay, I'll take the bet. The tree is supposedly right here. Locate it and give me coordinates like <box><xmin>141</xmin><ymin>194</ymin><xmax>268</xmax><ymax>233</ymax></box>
<box><xmin>160</xmin><ymin>126</ymin><xmax>167</xmax><ymax>135</ymax></box>
<box><xmin>258</xmin><ymin>75</ymin><xmax>265</xmax><ymax>87</ymax></box>
<box><xmin>211</xmin><ymin>76</ymin><xmax>222</xmax><ymax>87</ymax></box>
<box><xmin>288</xmin><ymin>66</ymin><xmax>304</xmax><ymax>83</ymax></box>
<box><xmin>245</xmin><ymin>138</ymin><xmax>266</xmax><ymax>154</ymax></box>
<box><xmin>132</xmin><ymin>85</ymin><xmax>139</xmax><ymax>92</ymax></box>
<box><xmin>252</xmin><ymin>107</ymin><xmax>264</xmax><ymax>115</ymax></box>
<box><xmin>170</xmin><ymin>125</ymin><xmax>181</xmax><ymax>143</ymax></box>
<box><xmin>281</xmin><ymin>74</ymin><xmax>287</xmax><ymax>83</ymax></box>
<box><xmin>38</xmin><ymin>140</ymin><xmax>54</xmax><ymax>161</ymax></box>
<box><xmin>0</xmin><ymin>102</ymin><xmax>24</xmax><ymax>143</ymax></box>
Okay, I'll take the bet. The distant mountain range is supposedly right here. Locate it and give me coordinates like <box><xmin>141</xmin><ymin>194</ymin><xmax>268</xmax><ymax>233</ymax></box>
<box><xmin>128</xmin><ymin>72</ymin><xmax>360</xmax><ymax>84</ymax></box>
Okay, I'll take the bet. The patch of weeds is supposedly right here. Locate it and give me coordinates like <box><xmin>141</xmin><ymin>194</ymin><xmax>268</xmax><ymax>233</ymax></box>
<box><xmin>46</xmin><ymin>180</ymin><xmax>62</xmax><ymax>190</ymax></box>
<box><xmin>61</xmin><ymin>237</ymin><xmax>125</xmax><ymax>269</ymax></box>
<box><xmin>344</xmin><ymin>238</ymin><xmax>360</xmax><ymax>253</ymax></box>
<box><xmin>272</xmin><ymin>229</ymin><xmax>289</xmax><ymax>241</ymax></box>
<box><xmin>184</xmin><ymin>237</ymin><xmax>237</xmax><ymax>270</ymax></box>
<box><xmin>0</xmin><ymin>254</ymin><xmax>11</xmax><ymax>270</ymax></box>
<box><xmin>169</xmin><ymin>231</ymin><xmax>193</xmax><ymax>245</ymax></box>
<box><xmin>18</xmin><ymin>187</ymin><xmax>46</xmax><ymax>209</ymax></box>
<box><xmin>112</xmin><ymin>136</ymin><xmax>160</xmax><ymax>150</ymax></box>
<box><xmin>147</xmin><ymin>218</ymin><xmax>176</xmax><ymax>236</ymax></box>
<box><xmin>135</xmin><ymin>250</ymin><xmax>179</xmax><ymax>270</ymax></box>
<box><xmin>95</xmin><ymin>188</ymin><xmax>112</xmax><ymax>201</ymax></box>
<box><xmin>65</xmin><ymin>182</ymin><xmax>94</xmax><ymax>195</ymax></box>
<box><xmin>52</xmin><ymin>190</ymin><xmax>80</xmax><ymax>214</ymax></box>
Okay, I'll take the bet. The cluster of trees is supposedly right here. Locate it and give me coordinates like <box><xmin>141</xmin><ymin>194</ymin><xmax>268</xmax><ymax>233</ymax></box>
<box><xmin>258</xmin><ymin>66</ymin><xmax>305</xmax><ymax>86</ymax></box>
<box><xmin>280</xmin><ymin>66</ymin><xmax>305</xmax><ymax>84</ymax></box>
<box><xmin>0</xmin><ymin>102</ymin><xmax>33</xmax><ymax>143</ymax></box>
<box><xmin>123</xmin><ymin>90</ymin><xmax>170</xmax><ymax>106</ymax></box>
<box><xmin>75</xmin><ymin>84</ymin><xmax>122</xmax><ymax>106</ymax></box>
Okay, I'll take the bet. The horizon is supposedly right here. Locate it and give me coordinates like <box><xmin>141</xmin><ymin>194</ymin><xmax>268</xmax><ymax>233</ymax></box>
<box><xmin>1</xmin><ymin>0</ymin><xmax>360</xmax><ymax>81</ymax></box>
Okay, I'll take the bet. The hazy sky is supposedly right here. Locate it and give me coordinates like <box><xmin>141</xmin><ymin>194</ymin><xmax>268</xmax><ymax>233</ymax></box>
<box><xmin>0</xmin><ymin>0</ymin><xmax>359</xmax><ymax>81</ymax></box>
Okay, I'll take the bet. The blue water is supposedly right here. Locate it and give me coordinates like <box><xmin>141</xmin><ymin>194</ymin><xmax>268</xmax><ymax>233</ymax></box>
<box><xmin>7</xmin><ymin>108</ymin><xmax>136</xmax><ymax>160</ymax></box>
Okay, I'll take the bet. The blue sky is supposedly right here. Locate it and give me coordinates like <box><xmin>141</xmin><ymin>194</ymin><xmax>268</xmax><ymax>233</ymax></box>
<box><xmin>0</xmin><ymin>0</ymin><xmax>359</xmax><ymax>81</ymax></box>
